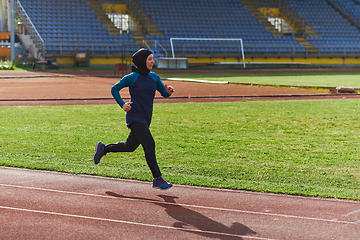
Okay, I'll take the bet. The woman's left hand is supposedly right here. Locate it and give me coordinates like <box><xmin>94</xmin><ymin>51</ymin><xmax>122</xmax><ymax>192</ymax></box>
<box><xmin>165</xmin><ymin>84</ymin><xmax>175</xmax><ymax>95</ymax></box>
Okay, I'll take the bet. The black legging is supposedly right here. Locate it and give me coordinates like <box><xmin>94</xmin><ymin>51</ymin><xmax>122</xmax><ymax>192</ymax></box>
<box><xmin>104</xmin><ymin>121</ymin><xmax>161</xmax><ymax>178</ymax></box>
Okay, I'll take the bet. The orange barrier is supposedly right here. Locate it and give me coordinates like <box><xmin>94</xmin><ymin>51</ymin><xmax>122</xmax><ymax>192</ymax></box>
<box><xmin>114</xmin><ymin>63</ymin><xmax>128</xmax><ymax>76</ymax></box>
<box><xmin>0</xmin><ymin>47</ymin><xmax>10</xmax><ymax>60</ymax></box>
<box><xmin>0</xmin><ymin>32</ymin><xmax>10</xmax><ymax>40</ymax></box>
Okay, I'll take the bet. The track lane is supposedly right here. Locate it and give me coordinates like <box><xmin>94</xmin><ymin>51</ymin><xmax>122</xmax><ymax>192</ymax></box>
<box><xmin>0</xmin><ymin>167</ymin><xmax>359</xmax><ymax>239</ymax></box>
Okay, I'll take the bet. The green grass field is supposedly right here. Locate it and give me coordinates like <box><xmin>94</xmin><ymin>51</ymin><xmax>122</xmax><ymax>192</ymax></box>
<box><xmin>160</xmin><ymin>72</ymin><xmax>360</xmax><ymax>88</ymax></box>
<box><xmin>1</xmin><ymin>99</ymin><xmax>360</xmax><ymax>200</ymax></box>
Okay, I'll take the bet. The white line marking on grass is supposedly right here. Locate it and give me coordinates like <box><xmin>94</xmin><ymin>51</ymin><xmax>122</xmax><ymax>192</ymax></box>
<box><xmin>163</xmin><ymin>78</ymin><xmax>228</xmax><ymax>84</ymax></box>
<box><xmin>0</xmin><ymin>205</ymin><xmax>273</xmax><ymax>240</ymax></box>
<box><xmin>0</xmin><ymin>183</ymin><xmax>358</xmax><ymax>225</ymax></box>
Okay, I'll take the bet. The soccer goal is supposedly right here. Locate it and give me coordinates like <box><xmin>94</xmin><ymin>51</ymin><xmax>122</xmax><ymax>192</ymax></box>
<box><xmin>169</xmin><ymin>38</ymin><xmax>246</xmax><ymax>68</ymax></box>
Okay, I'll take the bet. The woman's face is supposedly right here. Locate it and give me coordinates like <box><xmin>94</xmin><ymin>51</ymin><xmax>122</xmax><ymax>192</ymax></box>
<box><xmin>146</xmin><ymin>54</ymin><xmax>155</xmax><ymax>70</ymax></box>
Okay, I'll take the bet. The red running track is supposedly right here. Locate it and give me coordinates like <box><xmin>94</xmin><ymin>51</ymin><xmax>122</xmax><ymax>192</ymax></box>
<box><xmin>0</xmin><ymin>167</ymin><xmax>359</xmax><ymax>239</ymax></box>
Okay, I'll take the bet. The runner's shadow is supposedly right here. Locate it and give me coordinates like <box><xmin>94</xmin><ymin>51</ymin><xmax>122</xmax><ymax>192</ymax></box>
<box><xmin>106</xmin><ymin>192</ymin><xmax>256</xmax><ymax>239</ymax></box>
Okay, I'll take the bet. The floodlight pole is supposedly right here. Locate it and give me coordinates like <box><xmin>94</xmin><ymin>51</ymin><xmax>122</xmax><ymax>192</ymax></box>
<box><xmin>10</xmin><ymin>0</ymin><xmax>15</xmax><ymax>61</ymax></box>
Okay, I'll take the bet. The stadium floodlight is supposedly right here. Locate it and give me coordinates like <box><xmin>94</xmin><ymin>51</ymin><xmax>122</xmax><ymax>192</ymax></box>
<box><xmin>170</xmin><ymin>38</ymin><xmax>246</xmax><ymax>68</ymax></box>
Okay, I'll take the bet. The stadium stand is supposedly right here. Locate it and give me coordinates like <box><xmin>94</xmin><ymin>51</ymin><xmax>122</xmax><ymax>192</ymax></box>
<box><xmin>11</xmin><ymin>0</ymin><xmax>360</xmax><ymax>67</ymax></box>
<box><xmin>284</xmin><ymin>0</ymin><xmax>360</xmax><ymax>57</ymax></box>
<box><xmin>16</xmin><ymin>0</ymin><xmax>139</xmax><ymax>62</ymax></box>
<box><xmin>330</xmin><ymin>0</ymin><xmax>360</xmax><ymax>24</ymax></box>
<box><xmin>138</xmin><ymin>0</ymin><xmax>304</xmax><ymax>58</ymax></box>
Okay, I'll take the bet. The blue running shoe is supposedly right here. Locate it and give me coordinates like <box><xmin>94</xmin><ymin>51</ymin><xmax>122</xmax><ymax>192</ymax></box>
<box><xmin>93</xmin><ymin>142</ymin><xmax>106</xmax><ymax>165</ymax></box>
<box><xmin>153</xmin><ymin>176</ymin><xmax>172</xmax><ymax>190</ymax></box>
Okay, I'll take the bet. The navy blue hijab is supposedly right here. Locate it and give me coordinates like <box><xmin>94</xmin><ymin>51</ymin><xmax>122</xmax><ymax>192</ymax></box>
<box><xmin>131</xmin><ymin>48</ymin><xmax>153</xmax><ymax>75</ymax></box>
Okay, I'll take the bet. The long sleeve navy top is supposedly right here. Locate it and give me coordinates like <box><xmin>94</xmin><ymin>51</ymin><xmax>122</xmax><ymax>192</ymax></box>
<box><xmin>111</xmin><ymin>71</ymin><xmax>171</xmax><ymax>127</ymax></box>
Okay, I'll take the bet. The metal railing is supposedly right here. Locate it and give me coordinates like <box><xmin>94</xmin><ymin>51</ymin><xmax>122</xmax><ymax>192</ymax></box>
<box><xmin>141</xmin><ymin>40</ymin><xmax>168</xmax><ymax>58</ymax></box>
<box><xmin>15</xmin><ymin>0</ymin><xmax>44</xmax><ymax>60</ymax></box>
<box><xmin>39</xmin><ymin>40</ymin><xmax>360</xmax><ymax>61</ymax></box>
<box><xmin>245</xmin><ymin>43</ymin><xmax>360</xmax><ymax>58</ymax></box>
<box><xmin>248</xmin><ymin>0</ymin><xmax>317</xmax><ymax>38</ymax></box>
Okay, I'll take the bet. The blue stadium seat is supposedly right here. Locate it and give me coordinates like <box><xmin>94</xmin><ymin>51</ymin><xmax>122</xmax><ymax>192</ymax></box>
<box><xmin>20</xmin><ymin>0</ymin><xmax>360</xmax><ymax>57</ymax></box>
<box><xmin>21</xmin><ymin>0</ymin><xmax>136</xmax><ymax>53</ymax></box>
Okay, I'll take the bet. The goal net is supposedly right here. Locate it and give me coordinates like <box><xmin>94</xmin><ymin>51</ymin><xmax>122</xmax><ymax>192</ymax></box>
<box><xmin>169</xmin><ymin>38</ymin><xmax>246</xmax><ymax>68</ymax></box>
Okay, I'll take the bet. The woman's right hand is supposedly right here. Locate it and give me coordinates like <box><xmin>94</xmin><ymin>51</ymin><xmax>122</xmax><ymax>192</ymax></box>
<box><xmin>122</xmin><ymin>102</ymin><xmax>133</xmax><ymax>112</ymax></box>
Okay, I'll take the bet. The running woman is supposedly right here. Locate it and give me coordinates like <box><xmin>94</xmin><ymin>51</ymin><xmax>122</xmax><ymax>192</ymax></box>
<box><xmin>93</xmin><ymin>48</ymin><xmax>174</xmax><ymax>190</ymax></box>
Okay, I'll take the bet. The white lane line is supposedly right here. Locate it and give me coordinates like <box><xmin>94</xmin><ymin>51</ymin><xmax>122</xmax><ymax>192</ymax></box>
<box><xmin>343</xmin><ymin>209</ymin><xmax>360</xmax><ymax>223</ymax></box>
<box><xmin>343</xmin><ymin>209</ymin><xmax>360</xmax><ymax>217</ymax></box>
<box><xmin>0</xmin><ymin>183</ymin><xmax>357</xmax><ymax>225</ymax></box>
<box><xmin>0</xmin><ymin>205</ymin><xmax>273</xmax><ymax>240</ymax></box>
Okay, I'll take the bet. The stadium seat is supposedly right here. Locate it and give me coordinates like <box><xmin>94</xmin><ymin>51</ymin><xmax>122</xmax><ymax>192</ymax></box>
<box><xmin>18</xmin><ymin>0</ymin><xmax>360</xmax><ymax>58</ymax></box>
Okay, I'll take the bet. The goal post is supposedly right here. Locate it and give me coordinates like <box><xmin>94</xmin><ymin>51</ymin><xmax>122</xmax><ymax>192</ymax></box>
<box><xmin>169</xmin><ymin>37</ymin><xmax>246</xmax><ymax>68</ymax></box>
